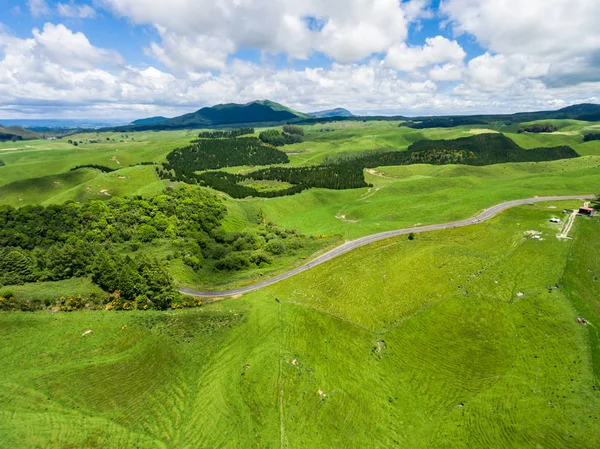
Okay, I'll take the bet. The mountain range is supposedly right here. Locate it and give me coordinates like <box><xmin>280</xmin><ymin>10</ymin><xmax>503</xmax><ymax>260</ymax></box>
<box><xmin>116</xmin><ymin>101</ymin><xmax>600</xmax><ymax>132</ymax></box>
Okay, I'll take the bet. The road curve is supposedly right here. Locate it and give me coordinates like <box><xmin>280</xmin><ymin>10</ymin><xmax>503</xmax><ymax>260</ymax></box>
<box><xmin>180</xmin><ymin>194</ymin><xmax>593</xmax><ymax>298</ymax></box>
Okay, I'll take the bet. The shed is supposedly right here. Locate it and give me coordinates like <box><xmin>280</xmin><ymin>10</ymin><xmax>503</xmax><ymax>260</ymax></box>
<box><xmin>579</xmin><ymin>207</ymin><xmax>597</xmax><ymax>216</ymax></box>
<box><xmin>549</xmin><ymin>218</ymin><xmax>561</xmax><ymax>223</ymax></box>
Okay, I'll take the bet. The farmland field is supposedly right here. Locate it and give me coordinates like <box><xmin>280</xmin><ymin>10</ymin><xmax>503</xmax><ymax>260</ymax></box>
<box><xmin>3</xmin><ymin>2</ymin><xmax>600</xmax><ymax>446</ymax></box>
<box><xmin>1</xmin><ymin>202</ymin><xmax>599</xmax><ymax>448</ymax></box>
<box><xmin>1</xmin><ymin>116</ymin><xmax>600</xmax><ymax>448</ymax></box>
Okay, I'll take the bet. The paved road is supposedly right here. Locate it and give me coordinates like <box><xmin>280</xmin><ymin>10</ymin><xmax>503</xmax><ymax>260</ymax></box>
<box><xmin>180</xmin><ymin>194</ymin><xmax>594</xmax><ymax>298</ymax></box>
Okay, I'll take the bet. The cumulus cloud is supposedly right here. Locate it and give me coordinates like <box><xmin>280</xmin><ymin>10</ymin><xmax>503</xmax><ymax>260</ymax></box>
<box><xmin>57</xmin><ymin>2</ymin><xmax>97</xmax><ymax>19</ymax></box>
<box><xmin>1</xmin><ymin>1</ymin><xmax>599</xmax><ymax>119</ymax></box>
<box><xmin>429</xmin><ymin>63</ymin><xmax>463</xmax><ymax>82</ymax></box>
<box><xmin>441</xmin><ymin>0</ymin><xmax>600</xmax><ymax>88</ymax></box>
<box><xmin>100</xmin><ymin>0</ymin><xmax>424</xmax><ymax>68</ymax></box>
<box><xmin>441</xmin><ymin>0</ymin><xmax>600</xmax><ymax>58</ymax></box>
<box><xmin>385</xmin><ymin>36</ymin><xmax>465</xmax><ymax>72</ymax></box>
<box><xmin>145</xmin><ymin>29</ymin><xmax>235</xmax><ymax>72</ymax></box>
<box><xmin>27</xmin><ymin>0</ymin><xmax>50</xmax><ymax>17</ymax></box>
<box><xmin>32</xmin><ymin>23</ymin><xmax>123</xmax><ymax>69</ymax></box>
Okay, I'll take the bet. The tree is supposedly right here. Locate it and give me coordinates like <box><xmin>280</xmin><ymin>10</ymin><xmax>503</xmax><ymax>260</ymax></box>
<box><xmin>0</xmin><ymin>250</ymin><xmax>34</xmax><ymax>284</ymax></box>
<box><xmin>283</xmin><ymin>125</ymin><xmax>304</xmax><ymax>136</ymax></box>
<box><xmin>137</xmin><ymin>224</ymin><xmax>158</xmax><ymax>242</ymax></box>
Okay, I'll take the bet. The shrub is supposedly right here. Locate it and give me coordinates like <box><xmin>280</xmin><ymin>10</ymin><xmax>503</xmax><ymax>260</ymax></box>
<box><xmin>265</xmin><ymin>240</ymin><xmax>287</xmax><ymax>255</ymax></box>
<box><xmin>215</xmin><ymin>253</ymin><xmax>251</xmax><ymax>271</ymax></box>
<box><xmin>283</xmin><ymin>125</ymin><xmax>304</xmax><ymax>136</ymax></box>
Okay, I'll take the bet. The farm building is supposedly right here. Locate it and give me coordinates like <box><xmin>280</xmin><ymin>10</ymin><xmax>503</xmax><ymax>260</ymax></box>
<box><xmin>579</xmin><ymin>207</ymin><xmax>597</xmax><ymax>216</ymax></box>
<box><xmin>549</xmin><ymin>218</ymin><xmax>561</xmax><ymax>223</ymax></box>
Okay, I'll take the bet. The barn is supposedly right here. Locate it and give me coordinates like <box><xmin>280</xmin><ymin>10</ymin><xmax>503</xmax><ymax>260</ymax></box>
<box><xmin>578</xmin><ymin>207</ymin><xmax>597</xmax><ymax>216</ymax></box>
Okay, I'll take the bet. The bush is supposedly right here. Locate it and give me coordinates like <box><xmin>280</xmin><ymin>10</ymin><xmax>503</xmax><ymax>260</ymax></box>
<box><xmin>259</xmin><ymin>130</ymin><xmax>302</xmax><ymax>146</ymax></box>
<box><xmin>265</xmin><ymin>240</ymin><xmax>287</xmax><ymax>255</ymax></box>
<box><xmin>518</xmin><ymin>123</ymin><xmax>558</xmax><ymax>133</ymax></box>
<box><xmin>215</xmin><ymin>253</ymin><xmax>251</xmax><ymax>271</ymax></box>
<box><xmin>283</xmin><ymin>125</ymin><xmax>304</xmax><ymax>136</ymax></box>
<box><xmin>137</xmin><ymin>224</ymin><xmax>159</xmax><ymax>242</ymax></box>
<box><xmin>250</xmin><ymin>251</ymin><xmax>272</xmax><ymax>267</ymax></box>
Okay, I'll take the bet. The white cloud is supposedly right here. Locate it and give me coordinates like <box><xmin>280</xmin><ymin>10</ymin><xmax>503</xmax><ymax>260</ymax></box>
<box><xmin>1</xmin><ymin>1</ymin><xmax>599</xmax><ymax>120</ymax></box>
<box><xmin>145</xmin><ymin>29</ymin><xmax>234</xmax><ymax>72</ymax></box>
<box><xmin>27</xmin><ymin>0</ymin><xmax>50</xmax><ymax>17</ymax></box>
<box><xmin>57</xmin><ymin>3</ymin><xmax>97</xmax><ymax>19</ymax></box>
<box><xmin>315</xmin><ymin>0</ymin><xmax>410</xmax><ymax>62</ymax></box>
<box><xmin>32</xmin><ymin>23</ymin><xmax>123</xmax><ymax>69</ymax></box>
<box><xmin>441</xmin><ymin>0</ymin><xmax>600</xmax><ymax>58</ymax></box>
<box><xmin>429</xmin><ymin>63</ymin><xmax>463</xmax><ymax>82</ymax></box>
<box><xmin>385</xmin><ymin>36</ymin><xmax>465</xmax><ymax>72</ymax></box>
<box><xmin>441</xmin><ymin>0</ymin><xmax>600</xmax><ymax>88</ymax></box>
<box><xmin>100</xmin><ymin>0</ymin><xmax>421</xmax><ymax>68</ymax></box>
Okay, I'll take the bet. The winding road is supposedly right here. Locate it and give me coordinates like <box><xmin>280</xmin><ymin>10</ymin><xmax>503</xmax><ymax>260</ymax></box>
<box><xmin>180</xmin><ymin>194</ymin><xmax>593</xmax><ymax>297</ymax></box>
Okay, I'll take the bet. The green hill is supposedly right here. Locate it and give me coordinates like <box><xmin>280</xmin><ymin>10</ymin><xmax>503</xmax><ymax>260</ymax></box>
<box><xmin>0</xmin><ymin>125</ymin><xmax>41</xmax><ymax>141</ymax></box>
<box><xmin>1</xmin><ymin>201</ymin><xmax>599</xmax><ymax>447</ymax></box>
<box><xmin>308</xmin><ymin>108</ymin><xmax>354</xmax><ymax>118</ymax></box>
<box><xmin>130</xmin><ymin>116</ymin><xmax>169</xmax><ymax>126</ymax></box>
<box><xmin>122</xmin><ymin>100</ymin><xmax>308</xmax><ymax>131</ymax></box>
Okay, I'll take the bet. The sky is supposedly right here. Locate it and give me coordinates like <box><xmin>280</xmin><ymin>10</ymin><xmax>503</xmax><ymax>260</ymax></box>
<box><xmin>0</xmin><ymin>0</ymin><xmax>599</xmax><ymax>120</ymax></box>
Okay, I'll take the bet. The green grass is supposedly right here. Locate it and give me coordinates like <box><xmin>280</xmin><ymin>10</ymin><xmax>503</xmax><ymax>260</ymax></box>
<box><xmin>0</xmin><ymin>166</ymin><xmax>166</xmax><ymax>207</ymax></box>
<box><xmin>0</xmin><ymin>278</ymin><xmax>103</xmax><ymax>304</ymax></box>
<box><xmin>238</xmin><ymin>179</ymin><xmax>295</xmax><ymax>192</ymax></box>
<box><xmin>0</xmin><ymin>168</ymin><xmax>100</xmax><ymax>206</ymax></box>
<box><xmin>1</xmin><ymin>202</ymin><xmax>599</xmax><ymax>447</ymax></box>
<box><xmin>0</xmin><ymin>130</ymin><xmax>194</xmax><ymax>188</ymax></box>
<box><xmin>255</xmin><ymin>156</ymin><xmax>600</xmax><ymax>239</ymax></box>
<box><xmin>172</xmin><ymin>235</ymin><xmax>341</xmax><ymax>290</ymax></box>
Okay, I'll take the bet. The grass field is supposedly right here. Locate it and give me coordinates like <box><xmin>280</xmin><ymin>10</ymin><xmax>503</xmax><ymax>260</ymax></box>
<box><xmin>256</xmin><ymin>156</ymin><xmax>600</xmax><ymax>239</ymax></box>
<box><xmin>2</xmin><ymin>121</ymin><xmax>600</xmax><ymax>292</ymax></box>
<box><xmin>1</xmin><ymin>202</ymin><xmax>598</xmax><ymax>448</ymax></box>
<box><xmin>0</xmin><ymin>129</ymin><xmax>193</xmax><ymax>188</ymax></box>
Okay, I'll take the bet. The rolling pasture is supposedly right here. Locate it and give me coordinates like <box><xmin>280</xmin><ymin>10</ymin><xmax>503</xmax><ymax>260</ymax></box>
<box><xmin>1</xmin><ymin>202</ymin><xmax>598</xmax><ymax>447</ymax></box>
<box><xmin>1</xmin><ymin>119</ymin><xmax>600</xmax><ymax>290</ymax></box>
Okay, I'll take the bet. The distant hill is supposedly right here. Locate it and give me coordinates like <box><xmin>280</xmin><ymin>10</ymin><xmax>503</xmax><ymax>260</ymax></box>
<box><xmin>508</xmin><ymin>103</ymin><xmax>600</xmax><ymax>122</ymax></box>
<box><xmin>130</xmin><ymin>116</ymin><xmax>169</xmax><ymax>126</ymax></box>
<box><xmin>0</xmin><ymin>124</ymin><xmax>41</xmax><ymax>142</ymax></box>
<box><xmin>121</xmin><ymin>100</ymin><xmax>310</xmax><ymax>132</ymax></box>
<box><xmin>111</xmin><ymin>101</ymin><xmax>600</xmax><ymax>132</ymax></box>
<box><xmin>308</xmin><ymin>108</ymin><xmax>354</xmax><ymax>118</ymax></box>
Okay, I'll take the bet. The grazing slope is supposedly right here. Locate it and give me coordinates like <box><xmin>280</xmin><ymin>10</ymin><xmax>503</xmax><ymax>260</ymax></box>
<box><xmin>1</xmin><ymin>203</ymin><xmax>599</xmax><ymax>447</ymax></box>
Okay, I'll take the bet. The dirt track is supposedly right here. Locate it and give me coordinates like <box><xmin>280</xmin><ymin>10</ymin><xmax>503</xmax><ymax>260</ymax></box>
<box><xmin>180</xmin><ymin>194</ymin><xmax>594</xmax><ymax>298</ymax></box>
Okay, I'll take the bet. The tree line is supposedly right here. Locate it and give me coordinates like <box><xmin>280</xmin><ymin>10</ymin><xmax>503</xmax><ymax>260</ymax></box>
<box><xmin>188</xmin><ymin>165</ymin><xmax>369</xmax><ymax>198</ymax></box>
<box><xmin>196</xmin><ymin>128</ymin><xmax>255</xmax><ymax>139</ymax></box>
<box><xmin>163</xmin><ymin>137</ymin><xmax>289</xmax><ymax>172</ymax></box>
<box><xmin>157</xmin><ymin>133</ymin><xmax>578</xmax><ymax>199</ymax></box>
<box><xmin>70</xmin><ymin>164</ymin><xmax>115</xmax><ymax>173</ymax></box>
<box><xmin>518</xmin><ymin>123</ymin><xmax>558</xmax><ymax>133</ymax></box>
<box><xmin>584</xmin><ymin>132</ymin><xmax>600</xmax><ymax>142</ymax></box>
<box><xmin>0</xmin><ymin>185</ymin><xmax>315</xmax><ymax>308</ymax></box>
<box><xmin>259</xmin><ymin>129</ymin><xmax>302</xmax><ymax>146</ymax></box>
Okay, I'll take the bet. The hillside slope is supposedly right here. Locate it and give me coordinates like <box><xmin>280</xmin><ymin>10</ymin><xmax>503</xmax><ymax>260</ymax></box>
<box><xmin>0</xmin><ymin>125</ymin><xmax>41</xmax><ymax>141</ymax></box>
<box><xmin>125</xmin><ymin>100</ymin><xmax>307</xmax><ymax>131</ymax></box>
<box><xmin>308</xmin><ymin>108</ymin><xmax>354</xmax><ymax>118</ymax></box>
<box><xmin>1</xmin><ymin>202</ymin><xmax>598</xmax><ymax>448</ymax></box>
